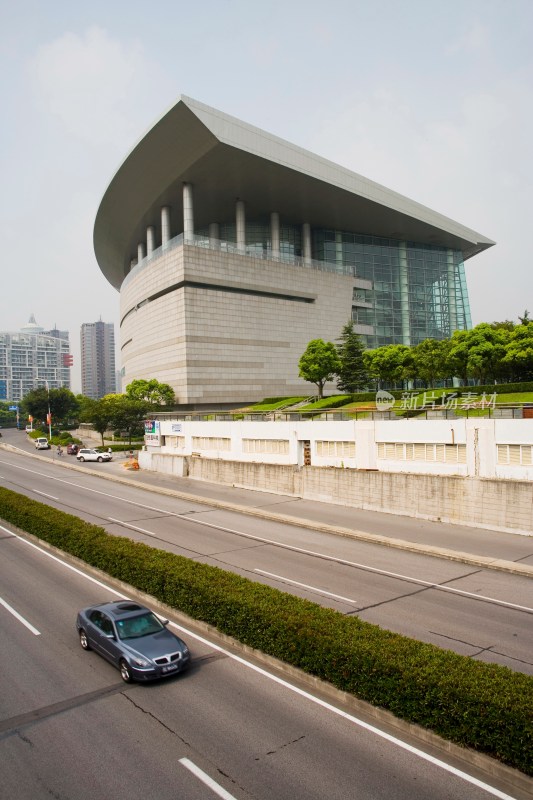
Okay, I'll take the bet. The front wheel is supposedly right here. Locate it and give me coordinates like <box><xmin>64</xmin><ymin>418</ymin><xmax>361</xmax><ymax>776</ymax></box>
<box><xmin>79</xmin><ymin>629</ymin><xmax>91</xmax><ymax>650</ymax></box>
<box><xmin>97</xmin><ymin>456</ymin><xmax>103</xmax><ymax>462</ymax></box>
<box><xmin>119</xmin><ymin>659</ymin><xmax>133</xmax><ymax>683</ymax></box>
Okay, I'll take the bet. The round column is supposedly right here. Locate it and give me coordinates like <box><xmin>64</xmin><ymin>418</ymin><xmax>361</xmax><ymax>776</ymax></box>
<box><xmin>236</xmin><ymin>200</ymin><xmax>245</xmax><ymax>250</ymax></box>
<box><xmin>137</xmin><ymin>242</ymin><xmax>146</xmax><ymax>263</ymax></box>
<box><xmin>209</xmin><ymin>222</ymin><xmax>220</xmax><ymax>248</ymax></box>
<box><xmin>302</xmin><ymin>223</ymin><xmax>312</xmax><ymax>264</ymax></box>
<box><xmin>146</xmin><ymin>226</ymin><xmax>155</xmax><ymax>257</ymax></box>
<box><xmin>161</xmin><ymin>206</ymin><xmax>171</xmax><ymax>246</ymax></box>
<box><xmin>183</xmin><ymin>184</ymin><xmax>194</xmax><ymax>243</ymax></box>
<box><xmin>270</xmin><ymin>212</ymin><xmax>280</xmax><ymax>258</ymax></box>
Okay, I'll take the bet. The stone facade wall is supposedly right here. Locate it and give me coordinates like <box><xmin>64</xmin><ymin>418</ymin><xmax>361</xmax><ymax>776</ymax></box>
<box><xmin>120</xmin><ymin>243</ymin><xmax>355</xmax><ymax>405</ymax></box>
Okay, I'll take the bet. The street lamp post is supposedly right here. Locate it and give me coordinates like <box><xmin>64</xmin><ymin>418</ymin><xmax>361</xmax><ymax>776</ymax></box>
<box><xmin>45</xmin><ymin>381</ymin><xmax>52</xmax><ymax>441</ymax></box>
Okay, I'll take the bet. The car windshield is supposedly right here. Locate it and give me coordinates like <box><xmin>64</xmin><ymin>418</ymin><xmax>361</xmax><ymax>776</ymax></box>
<box><xmin>115</xmin><ymin>612</ymin><xmax>164</xmax><ymax>640</ymax></box>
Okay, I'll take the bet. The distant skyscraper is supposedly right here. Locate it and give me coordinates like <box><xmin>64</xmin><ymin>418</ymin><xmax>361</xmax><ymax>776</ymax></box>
<box><xmin>0</xmin><ymin>315</ymin><xmax>71</xmax><ymax>403</ymax></box>
<box><xmin>80</xmin><ymin>320</ymin><xmax>116</xmax><ymax>399</ymax></box>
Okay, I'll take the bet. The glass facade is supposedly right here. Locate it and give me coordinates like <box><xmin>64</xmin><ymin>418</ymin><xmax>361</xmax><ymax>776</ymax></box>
<box><xmin>182</xmin><ymin>223</ymin><xmax>472</xmax><ymax>350</ymax></box>
<box><xmin>314</xmin><ymin>230</ymin><xmax>472</xmax><ymax>348</ymax></box>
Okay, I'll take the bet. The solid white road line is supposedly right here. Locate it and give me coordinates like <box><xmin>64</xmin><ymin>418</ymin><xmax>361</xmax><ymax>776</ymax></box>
<box><xmin>34</xmin><ymin>490</ymin><xmax>59</xmax><ymax>500</ymax></box>
<box><xmin>107</xmin><ymin>517</ymin><xmax>156</xmax><ymax>536</ymax></box>
<box><xmin>255</xmin><ymin>568</ymin><xmax>357</xmax><ymax>604</ymax></box>
<box><xmin>0</xmin><ymin>595</ymin><xmax>41</xmax><ymax>635</ymax></box>
<box><xmin>1</xmin><ymin>522</ymin><xmax>519</xmax><ymax>800</ymax></box>
<box><xmin>179</xmin><ymin>758</ymin><xmax>238</xmax><ymax>800</ymax></box>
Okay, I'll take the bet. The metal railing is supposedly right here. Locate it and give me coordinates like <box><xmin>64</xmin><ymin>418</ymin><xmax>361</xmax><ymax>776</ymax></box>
<box><xmin>123</xmin><ymin>232</ymin><xmax>360</xmax><ymax>287</ymax></box>
<box><xmin>151</xmin><ymin>405</ymin><xmax>526</xmax><ymax>423</ymax></box>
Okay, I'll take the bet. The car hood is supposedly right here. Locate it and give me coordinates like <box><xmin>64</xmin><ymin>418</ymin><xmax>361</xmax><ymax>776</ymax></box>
<box><xmin>120</xmin><ymin>629</ymin><xmax>186</xmax><ymax>660</ymax></box>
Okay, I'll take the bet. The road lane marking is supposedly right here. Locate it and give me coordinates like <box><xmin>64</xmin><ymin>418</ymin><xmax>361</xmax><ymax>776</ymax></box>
<box><xmin>255</xmin><ymin>569</ymin><xmax>357</xmax><ymax>604</ymax></box>
<box><xmin>179</xmin><ymin>759</ymin><xmax>238</xmax><ymax>800</ymax></box>
<box><xmin>1</xmin><ymin>524</ymin><xmax>518</xmax><ymax>800</ymax></box>
<box><xmin>34</xmin><ymin>490</ymin><xmax>59</xmax><ymax>500</ymax></box>
<box><xmin>107</xmin><ymin>517</ymin><xmax>156</xmax><ymax>536</ymax></box>
<box><xmin>1</xmin><ymin>459</ymin><xmax>531</xmax><ymax>613</ymax></box>
<box><xmin>0</xmin><ymin>595</ymin><xmax>41</xmax><ymax>635</ymax></box>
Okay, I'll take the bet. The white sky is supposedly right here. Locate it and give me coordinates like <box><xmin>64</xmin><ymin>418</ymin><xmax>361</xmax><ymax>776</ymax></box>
<box><xmin>1</xmin><ymin>0</ymin><xmax>531</xmax><ymax>392</ymax></box>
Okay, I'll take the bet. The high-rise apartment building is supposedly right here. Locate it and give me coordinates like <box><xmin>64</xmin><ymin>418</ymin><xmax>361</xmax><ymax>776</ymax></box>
<box><xmin>0</xmin><ymin>315</ymin><xmax>71</xmax><ymax>403</ymax></box>
<box><xmin>80</xmin><ymin>320</ymin><xmax>116</xmax><ymax>399</ymax></box>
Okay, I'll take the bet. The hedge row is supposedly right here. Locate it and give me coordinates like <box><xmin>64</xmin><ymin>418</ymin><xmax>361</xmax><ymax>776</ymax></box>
<box><xmin>2</xmin><ymin>486</ymin><xmax>531</xmax><ymax>775</ymax></box>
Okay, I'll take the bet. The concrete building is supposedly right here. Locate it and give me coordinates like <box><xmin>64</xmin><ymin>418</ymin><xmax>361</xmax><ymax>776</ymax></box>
<box><xmin>94</xmin><ymin>96</ymin><xmax>494</xmax><ymax>408</ymax></box>
<box><xmin>80</xmin><ymin>320</ymin><xmax>116</xmax><ymax>399</ymax></box>
<box><xmin>0</xmin><ymin>315</ymin><xmax>71</xmax><ymax>402</ymax></box>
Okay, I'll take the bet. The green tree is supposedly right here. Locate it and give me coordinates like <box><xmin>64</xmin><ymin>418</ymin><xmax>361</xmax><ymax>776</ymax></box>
<box><xmin>446</xmin><ymin>330</ymin><xmax>471</xmax><ymax>385</ymax></box>
<box><xmin>21</xmin><ymin>387</ymin><xmax>79</xmax><ymax>427</ymax></box>
<box><xmin>104</xmin><ymin>394</ymin><xmax>150</xmax><ymax>444</ymax></box>
<box><xmin>126</xmin><ymin>378</ymin><xmax>175</xmax><ymax>406</ymax></box>
<box><xmin>79</xmin><ymin>397</ymin><xmax>114</xmax><ymax>446</ymax></box>
<box><xmin>363</xmin><ymin>344</ymin><xmax>409</xmax><ymax>388</ymax></box>
<box><xmin>0</xmin><ymin>402</ymin><xmax>17</xmax><ymax>428</ymax></box>
<box><xmin>336</xmin><ymin>321</ymin><xmax>368</xmax><ymax>393</ymax></box>
<box><xmin>412</xmin><ymin>339</ymin><xmax>450</xmax><ymax>388</ymax></box>
<box><xmin>462</xmin><ymin>323</ymin><xmax>510</xmax><ymax>384</ymax></box>
<box><xmin>503</xmin><ymin>324</ymin><xmax>533</xmax><ymax>380</ymax></box>
<box><xmin>298</xmin><ymin>339</ymin><xmax>341</xmax><ymax>399</ymax></box>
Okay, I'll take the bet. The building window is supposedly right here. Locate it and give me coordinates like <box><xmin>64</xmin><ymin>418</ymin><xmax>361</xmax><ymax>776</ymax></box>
<box><xmin>315</xmin><ymin>440</ymin><xmax>355</xmax><ymax>458</ymax></box>
<box><xmin>165</xmin><ymin>436</ymin><xmax>186</xmax><ymax>449</ymax></box>
<box><xmin>191</xmin><ymin>436</ymin><xmax>231</xmax><ymax>451</ymax></box>
<box><xmin>497</xmin><ymin>444</ymin><xmax>533</xmax><ymax>465</ymax></box>
<box><xmin>243</xmin><ymin>439</ymin><xmax>290</xmax><ymax>454</ymax></box>
<box><xmin>378</xmin><ymin>442</ymin><xmax>466</xmax><ymax>463</ymax></box>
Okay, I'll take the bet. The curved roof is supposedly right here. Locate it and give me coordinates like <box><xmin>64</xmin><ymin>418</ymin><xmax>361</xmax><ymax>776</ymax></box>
<box><xmin>94</xmin><ymin>95</ymin><xmax>495</xmax><ymax>290</ymax></box>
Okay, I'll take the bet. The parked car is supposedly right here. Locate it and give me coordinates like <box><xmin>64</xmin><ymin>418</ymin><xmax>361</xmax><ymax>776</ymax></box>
<box><xmin>66</xmin><ymin>443</ymin><xmax>79</xmax><ymax>455</ymax></box>
<box><xmin>76</xmin><ymin>448</ymin><xmax>112</xmax><ymax>463</ymax></box>
<box><xmin>76</xmin><ymin>601</ymin><xmax>190</xmax><ymax>682</ymax></box>
<box><xmin>34</xmin><ymin>437</ymin><xmax>50</xmax><ymax>450</ymax></box>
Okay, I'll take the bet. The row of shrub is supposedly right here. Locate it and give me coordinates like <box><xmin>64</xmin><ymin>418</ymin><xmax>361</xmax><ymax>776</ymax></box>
<box><xmin>1</xmin><ymin>485</ymin><xmax>531</xmax><ymax>775</ymax></box>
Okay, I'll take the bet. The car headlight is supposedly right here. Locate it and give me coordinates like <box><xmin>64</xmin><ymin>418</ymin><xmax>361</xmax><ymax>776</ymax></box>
<box><xmin>132</xmin><ymin>657</ymin><xmax>151</xmax><ymax>668</ymax></box>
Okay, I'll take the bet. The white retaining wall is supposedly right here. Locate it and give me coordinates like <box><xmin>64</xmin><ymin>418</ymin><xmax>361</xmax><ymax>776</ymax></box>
<box><xmin>135</xmin><ymin>418</ymin><xmax>533</xmax><ymax>534</ymax></box>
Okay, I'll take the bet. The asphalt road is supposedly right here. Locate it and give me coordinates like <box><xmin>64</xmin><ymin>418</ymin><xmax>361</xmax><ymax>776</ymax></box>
<box><xmin>0</xmin><ymin>435</ymin><xmax>532</xmax><ymax>676</ymax></box>
<box><xmin>0</xmin><ymin>525</ymin><xmax>527</xmax><ymax>800</ymax></box>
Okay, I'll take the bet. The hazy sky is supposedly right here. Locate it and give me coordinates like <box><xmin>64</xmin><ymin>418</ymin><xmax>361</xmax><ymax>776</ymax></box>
<box><xmin>1</xmin><ymin>0</ymin><xmax>531</xmax><ymax>391</ymax></box>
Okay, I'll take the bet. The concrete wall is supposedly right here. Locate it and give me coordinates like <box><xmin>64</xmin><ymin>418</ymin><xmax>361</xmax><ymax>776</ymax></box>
<box><xmin>137</xmin><ymin>450</ymin><xmax>533</xmax><ymax>535</ymax></box>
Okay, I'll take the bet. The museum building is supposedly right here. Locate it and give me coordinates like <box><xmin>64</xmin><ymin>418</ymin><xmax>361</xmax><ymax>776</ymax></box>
<box><xmin>94</xmin><ymin>96</ymin><xmax>494</xmax><ymax>407</ymax></box>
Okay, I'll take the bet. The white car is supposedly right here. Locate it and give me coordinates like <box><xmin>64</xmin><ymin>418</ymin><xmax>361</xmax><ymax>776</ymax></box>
<box><xmin>35</xmin><ymin>437</ymin><xmax>50</xmax><ymax>450</ymax></box>
<box><xmin>76</xmin><ymin>448</ymin><xmax>112</xmax><ymax>463</ymax></box>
